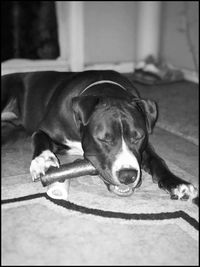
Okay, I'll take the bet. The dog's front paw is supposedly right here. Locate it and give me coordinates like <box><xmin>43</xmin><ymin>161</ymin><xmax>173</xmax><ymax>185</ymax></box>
<box><xmin>30</xmin><ymin>150</ymin><xmax>59</xmax><ymax>181</ymax></box>
<box><xmin>170</xmin><ymin>183</ymin><xmax>198</xmax><ymax>201</ymax></box>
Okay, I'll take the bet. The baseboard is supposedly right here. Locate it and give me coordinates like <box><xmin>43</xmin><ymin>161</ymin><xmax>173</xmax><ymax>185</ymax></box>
<box><xmin>84</xmin><ymin>62</ymin><xmax>135</xmax><ymax>73</ymax></box>
<box><xmin>85</xmin><ymin>62</ymin><xmax>199</xmax><ymax>83</ymax></box>
<box><xmin>2</xmin><ymin>59</ymin><xmax>198</xmax><ymax>84</ymax></box>
<box><xmin>1</xmin><ymin>59</ymin><xmax>70</xmax><ymax>76</ymax></box>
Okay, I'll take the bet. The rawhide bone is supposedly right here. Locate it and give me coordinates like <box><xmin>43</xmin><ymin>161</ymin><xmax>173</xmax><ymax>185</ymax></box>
<box><xmin>40</xmin><ymin>159</ymin><xmax>98</xmax><ymax>187</ymax></box>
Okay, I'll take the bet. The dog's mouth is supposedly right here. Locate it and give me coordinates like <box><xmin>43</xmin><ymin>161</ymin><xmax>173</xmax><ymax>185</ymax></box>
<box><xmin>106</xmin><ymin>168</ymin><xmax>142</xmax><ymax>197</ymax></box>
<box><xmin>108</xmin><ymin>166</ymin><xmax>141</xmax><ymax>196</ymax></box>
<box><xmin>108</xmin><ymin>183</ymin><xmax>135</xmax><ymax>196</ymax></box>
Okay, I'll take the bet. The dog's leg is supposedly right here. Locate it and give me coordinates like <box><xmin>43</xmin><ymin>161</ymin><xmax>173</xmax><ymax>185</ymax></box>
<box><xmin>142</xmin><ymin>143</ymin><xmax>198</xmax><ymax>201</ymax></box>
<box><xmin>30</xmin><ymin>130</ymin><xmax>70</xmax><ymax>200</ymax></box>
<box><xmin>30</xmin><ymin>130</ymin><xmax>59</xmax><ymax>181</ymax></box>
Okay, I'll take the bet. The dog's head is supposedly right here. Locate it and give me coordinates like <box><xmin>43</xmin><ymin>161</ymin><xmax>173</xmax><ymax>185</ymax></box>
<box><xmin>72</xmin><ymin>96</ymin><xmax>158</xmax><ymax>196</ymax></box>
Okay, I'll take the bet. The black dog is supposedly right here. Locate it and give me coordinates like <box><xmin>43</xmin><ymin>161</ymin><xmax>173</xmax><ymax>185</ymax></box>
<box><xmin>1</xmin><ymin>70</ymin><xmax>198</xmax><ymax>199</ymax></box>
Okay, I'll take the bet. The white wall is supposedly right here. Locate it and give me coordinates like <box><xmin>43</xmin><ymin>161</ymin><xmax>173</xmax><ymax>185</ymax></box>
<box><xmin>83</xmin><ymin>1</ymin><xmax>198</xmax><ymax>72</ymax></box>
<box><xmin>160</xmin><ymin>1</ymin><xmax>199</xmax><ymax>71</ymax></box>
<box><xmin>84</xmin><ymin>1</ymin><xmax>137</xmax><ymax>65</ymax></box>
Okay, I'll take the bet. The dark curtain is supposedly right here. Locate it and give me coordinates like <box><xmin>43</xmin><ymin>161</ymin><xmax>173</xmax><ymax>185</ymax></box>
<box><xmin>1</xmin><ymin>1</ymin><xmax>60</xmax><ymax>62</ymax></box>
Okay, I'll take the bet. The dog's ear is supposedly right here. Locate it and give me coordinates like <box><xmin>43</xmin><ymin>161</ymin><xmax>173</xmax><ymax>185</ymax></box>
<box><xmin>137</xmin><ymin>99</ymin><xmax>158</xmax><ymax>133</ymax></box>
<box><xmin>72</xmin><ymin>96</ymin><xmax>100</xmax><ymax>128</ymax></box>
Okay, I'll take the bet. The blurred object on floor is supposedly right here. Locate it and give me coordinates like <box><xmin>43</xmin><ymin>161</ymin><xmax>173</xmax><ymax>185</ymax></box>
<box><xmin>133</xmin><ymin>55</ymin><xmax>185</xmax><ymax>84</ymax></box>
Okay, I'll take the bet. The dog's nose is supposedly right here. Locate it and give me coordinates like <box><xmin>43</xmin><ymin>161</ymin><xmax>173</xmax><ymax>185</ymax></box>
<box><xmin>118</xmin><ymin>168</ymin><xmax>137</xmax><ymax>185</ymax></box>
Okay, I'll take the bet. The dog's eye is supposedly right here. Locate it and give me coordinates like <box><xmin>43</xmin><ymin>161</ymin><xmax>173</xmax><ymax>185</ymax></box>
<box><xmin>130</xmin><ymin>132</ymin><xmax>143</xmax><ymax>144</ymax></box>
<box><xmin>98</xmin><ymin>133</ymin><xmax>114</xmax><ymax>144</ymax></box>
<box><xmin>130</xmin><ymin>137</ymin><xmax>138</xmax><ymax>144</ymax></box>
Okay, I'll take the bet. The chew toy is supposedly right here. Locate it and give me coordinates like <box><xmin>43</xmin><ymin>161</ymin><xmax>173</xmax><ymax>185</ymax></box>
<box><xmin>40</xmin><ymin>159</ymin><xmax>98</xmax><ymax>187</ymax></box>
<box><xmin>47</xmin><ymin>181</ymin><xmax>70</xmax><ymax>200</ymax></box>
<box><xmin>40</xmin><ymin>159</ymin><xmax>98</xmax><ymax>200</ymax></box>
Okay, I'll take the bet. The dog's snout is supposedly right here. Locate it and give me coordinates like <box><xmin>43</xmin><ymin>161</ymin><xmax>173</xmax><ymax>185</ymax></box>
<box><xmin>118</xmin><ymin>168</ymin><xmax>137</xmax><ymax>185</ymax></box>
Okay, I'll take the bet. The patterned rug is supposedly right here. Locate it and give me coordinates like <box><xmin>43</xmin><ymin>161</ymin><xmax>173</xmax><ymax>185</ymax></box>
<box><xmin>1</xmin><ymin>135</ymin><xmax>199</xmax><ymax>265</ymax></box>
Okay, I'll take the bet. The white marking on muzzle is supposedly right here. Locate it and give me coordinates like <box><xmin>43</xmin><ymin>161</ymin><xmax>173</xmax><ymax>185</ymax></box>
<box><xmin>111</xmin><ymin>138</ymin><xmax>141</xmax><ymax>186</ymax></box>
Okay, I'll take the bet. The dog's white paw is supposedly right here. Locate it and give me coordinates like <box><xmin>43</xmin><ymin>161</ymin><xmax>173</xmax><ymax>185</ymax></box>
<box><xmin>171</xmin><ymin>183</ymin><xmax>198</xmax><ymax>201</ymax></box>
<box><xmin>30</xmin><ymin>150</ymin><xmax>59</xmax><ymax>181</ymax></box>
